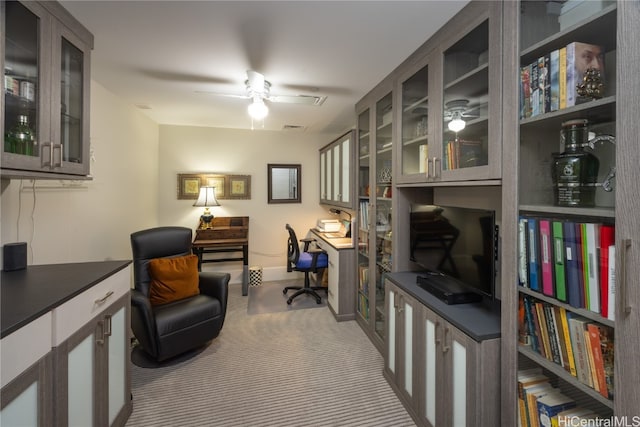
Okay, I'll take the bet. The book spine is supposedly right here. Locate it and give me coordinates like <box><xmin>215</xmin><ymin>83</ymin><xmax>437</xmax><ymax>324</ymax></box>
<box><xmin>558</xmin><ymin>308</ymin><xmax>577</xmax><ymax>377</ymax></box>
<box><xmin>521</xmin><ymin>65</ymin><xmax>532</xmax><ymax>119</ymax></box>
<box><xmin>550</xmin><ymin>49</ymin><xmax>560</xmax><ymax>112</ymax></box>
<box><xmin>519</xmin><ymin>216</ymin><xmax>530</xmax><ymax>288</ymax></box>
<box><xmin>563</xmin><ymin>221</ymin><xmax>581</xmax><ymax>308</ymax></box>
<box><xmin>531</xmin><ymin>59</ymin><xmax>540</xmax><ymax>117</ymax></box>
<box><xmin>559</xmin><ymin>47</ymin><xmax>567</xmax><ymax>109</ymax></box>
<box><xmin>568</xmin><ymin>317</ymin><xmax>592</xmax><ymax>387</ymax></box>
<box><xmin>535</xmin><ymin>302</ymin><xmax>552</xmax><ymax>360</ymax></box>
<box><xmin>566</xmin><ymin>42</ymin><xmax>576</xmax><ymax>107</ymax></box>
<box><xmin>587</xmin><ymin>323</ymin><xmax>608</xmax><ymax>398</ymax></box>
<box><xmin>524</xmin><ymin>295</ymin><xmax>540</xmax><ymax>353</ymax></box>
<box><xmin>528</xmin><ymin>218</ymin><xmax>541</xmax><ymax>292</ymax></box>
<box><xmin>585</xmin><ymin>223</ymin><xmax>601</xmax><ymax>313</ymax></box>
<box><xmin>575</xmin><ymin>222</ymin><xmax>586</xmax><ymax>308</ymax></box>
<box><xmin>544</xmin><ymin>304</ymin><xmax>562</xmax><ymax>365</ymax></box>
<box><xmin>543</xmin><ymin>54</ymin><xmax>551</xmax><ymax>114</ymax></box>
<box><xmin>539</xmin><ymin>219</ymin><xmax>555</xmax><ymax>297</ymax></box>
<box><xmin>607</xmin><ymin>246</ymin><xmax>616</xmax><ymax>321</ymax></box>
<box><xmin>599</xmin><ymin>224</ymin><xmax>615</xmax><ymax>318</ymax></box>
<box><xmin>584</xmin><ymin>328</ymin><xmax>599</xmax><ymax>392</ymax></box>
<box><xmin>552</xmin><ymin>221</ymin><xmax>567</xmax><ymax>302</ymax></box>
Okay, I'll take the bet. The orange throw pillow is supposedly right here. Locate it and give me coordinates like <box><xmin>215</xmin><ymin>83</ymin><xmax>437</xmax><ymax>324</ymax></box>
<box><xmin>148</xmin><ymin>254</ymin><xmax>200</xmax><ymax>306</ymax></box>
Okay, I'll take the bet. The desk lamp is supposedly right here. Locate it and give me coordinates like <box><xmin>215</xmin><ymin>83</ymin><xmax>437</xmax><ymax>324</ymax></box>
<box><xmin>193</xmin><ymin>186</ymin><xmax>220</xmax><ymax>229</ymax></box>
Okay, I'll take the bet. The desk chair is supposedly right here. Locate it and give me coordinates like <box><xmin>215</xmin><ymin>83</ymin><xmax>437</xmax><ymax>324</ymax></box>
<box><xmin>283</xmin><ymin>224</ymin><xmax>328</xmax><ymax>305</ymax></box>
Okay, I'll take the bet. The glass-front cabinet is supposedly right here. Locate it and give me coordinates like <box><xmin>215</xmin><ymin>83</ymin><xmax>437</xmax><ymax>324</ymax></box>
<box><xmin>319</xmin><ymin>130</ymin><xmax>354</xmax><ymax>209</ymax></box>
<box><xmin>356</xmin><ymin>85</ymin><xmax>393</xmax><ymax>351</ymax></box>
<box><xmin>396</xmin><ymin>1</ymin><xmax>502</xmax><ymax>184</ymax></box>
<box><xmin>2</xmin><ymin>0</ymin><xmax>93</xmax><ymax>178</ymax></box>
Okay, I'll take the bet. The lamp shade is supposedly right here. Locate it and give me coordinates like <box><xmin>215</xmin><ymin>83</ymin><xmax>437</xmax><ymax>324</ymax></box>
<box><xmin>248</xmin><ymin>97</ymin><xmax>268</xmax><ymax>120</ymax></box>
<box><xmin>193</xmin><ymin>186</ymin><xmax>220</xmax><ymax>207</ymax></box>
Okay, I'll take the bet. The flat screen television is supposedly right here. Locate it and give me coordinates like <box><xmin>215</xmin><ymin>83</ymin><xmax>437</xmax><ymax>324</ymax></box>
<box><xmin>410</xmin><ymin>204</ymin><xmax>497</xmax><ymax>301</ymax></box>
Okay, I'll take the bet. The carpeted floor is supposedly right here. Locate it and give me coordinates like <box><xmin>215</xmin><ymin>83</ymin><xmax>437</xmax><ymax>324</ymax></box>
<box><xmin>247</xmin><ymin>280</ymin><xmax>328</xmax><ymax>315</ymax></box>
<box><xmin>126</xmin><ymin>282</ymin><xmax>415</xmax><ymax>427</ymax></box>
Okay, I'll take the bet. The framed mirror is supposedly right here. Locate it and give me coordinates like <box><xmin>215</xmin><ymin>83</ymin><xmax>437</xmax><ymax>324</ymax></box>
<box><xmin>268</xmin><ymin>164</ymin><xmax>301</xmax><ymax>204</ymax></box>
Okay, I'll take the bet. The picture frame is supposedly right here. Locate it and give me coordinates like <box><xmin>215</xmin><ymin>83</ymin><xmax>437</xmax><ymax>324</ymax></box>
<box><xmin>177</xmin><ymin>173</ymin><xmax>251</xmax><ymax>200</ymax></box>
<box><xmin>227</xmin><ymin>175</ymin><xmax>251</xmax><ymax>199</ymax></box>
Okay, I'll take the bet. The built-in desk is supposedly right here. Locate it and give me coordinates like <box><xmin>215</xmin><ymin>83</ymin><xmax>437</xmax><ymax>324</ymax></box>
<box><xmin>309</xmin><ymin>229</ymin><xmax>355</xmax><ymax>321</ymax></box>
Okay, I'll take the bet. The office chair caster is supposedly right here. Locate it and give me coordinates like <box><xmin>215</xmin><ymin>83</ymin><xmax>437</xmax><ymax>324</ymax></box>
<box><xmin>287</xmin><ymin>298</ymin><xmax>293</xmax><ymax>305</ymax></box>
<box><xmin>316</xmin><ymin>297</ymin><xmax>322</xmax><ymax>304</ymax></box>
<box><xmin>283</xmin><ymin>289</ymin><xmax>288</xmax><ymax>295</ymax></box>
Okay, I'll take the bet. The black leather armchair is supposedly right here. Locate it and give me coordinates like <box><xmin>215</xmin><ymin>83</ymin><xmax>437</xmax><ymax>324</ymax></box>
<box><xmin>130</xmin><ymin>226</ymin><xmax>229</xmax><ymax>363</ymax></box>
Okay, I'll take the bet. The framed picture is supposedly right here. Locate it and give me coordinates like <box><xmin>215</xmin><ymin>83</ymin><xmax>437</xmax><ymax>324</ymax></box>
<box><xmin>227</xmin><ymin>175</ymin><xmax>251</xmax><ymax>199</ymax></box>
<box><xmin>177</xmin><ymin>174</ymin><xmax>203</xmax><ymax>199</ymax></box>
<box><xmin>177</xmin><ymin>173</ymin><xmax>250</xmax><ymax>200</ymax></box>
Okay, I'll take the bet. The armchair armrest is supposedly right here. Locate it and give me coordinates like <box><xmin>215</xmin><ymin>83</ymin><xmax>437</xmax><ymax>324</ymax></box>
<box><xmin>199</xmin><ymin>272</ymin><xmax>230</xmax><ymax>318</ymax></box>
<box><xmin>130</xmin><ymin>289</ymin><xmax>159</xmax><ymax>357</ymax></box>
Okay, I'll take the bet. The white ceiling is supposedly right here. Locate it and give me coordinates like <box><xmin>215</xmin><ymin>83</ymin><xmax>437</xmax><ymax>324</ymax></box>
<box><xmin>61</xmin><ymin>1</ymin><xmax>469</xmax><ymax>135</ymax></box>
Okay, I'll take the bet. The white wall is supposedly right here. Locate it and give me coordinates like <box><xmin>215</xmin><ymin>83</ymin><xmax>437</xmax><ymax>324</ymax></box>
<box><xmin>157</xmin><ymin>125</ymin><xmax>335</xmax><ymax>282</ymax></box>
<box><xmin>0</xmin><ymin>81</ymin><xmax>160</xmax><ymax>266</ymax></box>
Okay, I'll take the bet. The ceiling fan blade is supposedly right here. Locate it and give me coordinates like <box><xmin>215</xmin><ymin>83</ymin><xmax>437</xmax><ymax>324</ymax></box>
<box><xmin>267</xmin><ymin>94</ymin><xmax>327</xmax><ymax>106</ymax></box>
<box><xmin>195</xmin><ymin>91</ymin><xmax>250</xmax><ymax>100</ymax></box>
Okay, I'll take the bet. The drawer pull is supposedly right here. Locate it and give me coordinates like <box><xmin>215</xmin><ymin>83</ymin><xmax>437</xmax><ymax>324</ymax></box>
<box><xmin>95</xmin><ymin>291</ymin><xmax>114</xmax><ymax>305</ymax></box>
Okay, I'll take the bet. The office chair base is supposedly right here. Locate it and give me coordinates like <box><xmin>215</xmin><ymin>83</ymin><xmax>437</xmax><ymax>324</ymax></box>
<box><xmin>283</xmin><ymin>286</ymin><xmax>326</xmax><ymax>305</ymax></box>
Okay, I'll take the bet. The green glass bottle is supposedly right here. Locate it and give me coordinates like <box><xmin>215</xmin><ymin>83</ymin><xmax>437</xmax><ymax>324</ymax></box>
<box><xmin>9</xmin><ymin>115</ymin><xmax>36</xmax><ymax>156</ymax></box>
<box><xmin>551</xmin><ymin>119</ymin><xmax>599</xmax><ymax>207</ymax></box>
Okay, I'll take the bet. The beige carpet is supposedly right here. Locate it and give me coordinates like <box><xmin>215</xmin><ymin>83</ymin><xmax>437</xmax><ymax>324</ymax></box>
<box><xmin>247</xmin><ymin>280</ymin><xmax>328</xmax><ymax>315</ymax></box>
<box><xmin>126</xmin><ymin>282</ymin><xmax>416</xmax><ymax>427</ymax></box>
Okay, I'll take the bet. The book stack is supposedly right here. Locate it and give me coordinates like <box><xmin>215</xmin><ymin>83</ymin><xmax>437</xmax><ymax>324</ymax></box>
<box><xmin>444</xmin><ymin>139</ymin><xmax>485</xmax><ymax>170</ymax></box>
<box><xmin>518</xmin><ymin>294</ymin><xmax>614</xmax><ymax>400</ymax></box>
<box><xmin>518</xmin><ymin>216</ymin><xmax>615</xmax><ymax>319</ymax></box>
<box><xmin>517</xmin><ymin>368</ymin><xmax>606</xmax><ymax>427</ymax></box>
<box><xmin>520</xmin><ymin>42</ymin><xmax>604</xmax><ymax>120</ymax></box>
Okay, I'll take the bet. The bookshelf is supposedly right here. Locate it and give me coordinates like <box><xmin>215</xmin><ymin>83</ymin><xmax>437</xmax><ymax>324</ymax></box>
<box><xmin>502</xmin><ymin>1</ymin><xmax>640</xmax><ymax>424</ymax></box>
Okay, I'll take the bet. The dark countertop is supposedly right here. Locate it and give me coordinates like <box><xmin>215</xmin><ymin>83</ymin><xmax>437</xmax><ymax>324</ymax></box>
<box><xmin>1</xmin><ymin>260</ymin><xmax>131</xmax><ymax>339</ymax></box>
<box><xmin>386</xmin><ymin>271</ymin><xmax>501</xmax><ymax>341</ymax></box>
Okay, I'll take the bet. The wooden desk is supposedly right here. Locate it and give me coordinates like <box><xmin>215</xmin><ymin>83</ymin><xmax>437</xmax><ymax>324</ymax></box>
<box><xmin>192</xmin><ymin>216</ymin><xmax>250</xmax><ymax>296</ymax></box>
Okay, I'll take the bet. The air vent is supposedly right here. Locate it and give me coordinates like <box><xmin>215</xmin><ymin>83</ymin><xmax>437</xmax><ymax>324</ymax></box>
<box><xmin>282</xmin><ymin>125</ymin><xmax>306</xmax><ymax>131</ymax></box>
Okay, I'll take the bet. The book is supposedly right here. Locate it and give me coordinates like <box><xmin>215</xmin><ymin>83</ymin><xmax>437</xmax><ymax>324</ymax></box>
<box><xmin>599</xmin><ymin>224</ymin><xmax>615</xmax><ymax>318</ymax></box>
<box><xmin>552</xmin><ymin>221</ymin><xmax>567</xmax><ymax>301</ymax></box>
<box><xmin>584</xmin><ymin>328</ymin><xmax>599</xmax><ymax>392</ymax></box>
<box><xmin>557</xmin><ymin>308</ymin><xmax>577</xmax><ymax>377</ymax></box>
<box><xmin>538</xmin><ymin>56</ymin><xmax>547</xmax><ymax>114</ymax></box>
<box><xmin>583</xmin><ymin>223</ymin><xmax>601</xmax><ymax>313</ymax></box>
<box><xmin>563</xmin><ymin>221</ymin><xmax>581</xmax><ymax>308</ymax></box>
<box><xmin>544</xmin><ymin>303</ymin><xmax>562</xmax><ymax>365</ymax></box>
<box><xmin>517</xmin><ymin>369</ymin><xmax>549</xmax><ymax>427</ymax></box>
<box><xmin>575</xmin><ymin>222</ymin><xmax>586</xmax><ymax>308</ymax></box>
<box><xmin>566</xmin><ymin>42</ymin><xmax>604</xmax><ymax>107</ymax></box>
<box><xmin>518</xmin><ymin>295</ymin><xmax>530</xmax><ymax>346</ymax></box>
<box><xmin>568</xmin><ymin>315</ymin><xmax>593</xmax><ymax>387</ymax></box>
<box><xmin>587</xmin><ymin>323</ymin><xmax>608</xmax><ymax>398</ymax></box>
<box><xmin>535</xmin><ymin>301</ymin><xmax>552</xmax><ymax>360</ymax></box>
<box><xmin>607</xmin><ymin>246</ymin><xmax>616</xmax><ymax>321</ymax></box>
<box><xmin>598</xmin><ymin>324</ymin><xmax>615</xmax><ymax>399</ymax></box>
<box><xmin>419</xmin><ymin>144</ymin><xmax>428</xmax><ymax>173</ymax></box>
<box><xmin>521</xmin><ymin>64</ymin><xmax>532</xmax><ymax>119</ymax></box>
<box><xmin>530</xmin><ymin>58</ymin><xmax>540</xmax><ymax>117</ymax></box>
<box><xmin>552</xmin><ymin>306</ymin><xmax>569</xmax><ymax>370</ymax></box>
<box><xmin>528</xmin><ymin>218</ymin><xmax>541</xmax><ymax>292</ymax></box>
<box><xmin>518</xmin><ymin>216</ymin><xmax>530</xmax><ymax>288</ymax></box>
<box><xmin>524</xmin><ymin>382</ymin><xmax>556</xmax><ymax>427</ymax></box>
<box><xmin>549</xmin><ymin>49</ymin><xmax>560</xmax><ymax>112</ymax></box>
<box><xmin>539</xmin><ymin>219</ymin><xmax>555</xmax><ymax>297</ymax></box>
<box><xmin>558</xmin><ymin>47</ymin><xmax>567</xmax><ymax>109</ymax></box>
<box><xmin>523</xmin><ymin>295</ymin><xmax>540</xmax><ymax>353</ymax></box>
<box><xmin>536</xmin><ymin>392</ymin><xmax>576</xmax><ymax>427</ymax></box>
<box><xmin>543</xmin><ymin>54</ymin><xmax>551</xmax><ymax>113</ymax></box>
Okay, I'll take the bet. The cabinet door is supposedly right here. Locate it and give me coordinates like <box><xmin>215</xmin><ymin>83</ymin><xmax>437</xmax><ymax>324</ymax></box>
<box><xmin>437</xmin><ymin>1</ymin><xmax>502</xmax><ymax>182</ymax></box>
<box><xmin>319</xmin><ymin>149</ymin><xmax>328</xmax><ymax>202</ymax></box>
<box><xmin>444</xmin><ymin>323</ymin><xmax>476</xmax><ymax>427</ymax></box>
<box><xmin>0</xmin><ymin>354</ymin><xmax>53</xmax><ymax>427</ymax></box>
<box><xmin>2</xmin><ymin>1</ymin><xmax>52</xmax><ymax>171</ymax></box>
<box><xmin>356</xmin><ymin>107</ymin><xmax>371</xmax><ymax>324</ymax></box>
<box><xmin>418</xmin><ymin>305</ymin><xmax>440</xmax><ymax>427</ymax></box>
<box><xmin>102</xmin><ymin>301</ymin><xmax>131</xmax><ymax>426</ymax></box>
<box><xmin>49</xmin><ymin>19</ymin><xmax>91</xmax><ymax>175</ymax></box>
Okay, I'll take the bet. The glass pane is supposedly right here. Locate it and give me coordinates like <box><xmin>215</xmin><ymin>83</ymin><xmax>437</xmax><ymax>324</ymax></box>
<box><xmin>425</xmin><ymin>318</ymin><xmax>436</xmax><ymax>424</ymax></box>
<box><xmin>404</xmin><ymin>302</ymin><xmax>413</xmax><ymax>395</ymax></box>
<box><xmin>60</xmin><ymin>37</ymin><xmax>84</xmax><ymax>164</ymax></box>
<box><xmin>108</xmin><ymin>307</ymin><xmax>126</xmax><ymax>425</ymax></box>
<box><xmin>332</xmin><ymin>144</ymin><xmax>340</xmax><ymax>200</ymax></box>
<box><xmin>357</xmin><ymin>109</ymin><xmax>370</xmax><ymax>321</ymax></box>
<box><xmin>0</xmin><ymin>382</ymin><xmax>38</xmax><ymax>426</ymax></box>
<box><xmin>3</xmin><ymin>2</ymin><xmax>39</xmax><ymax>157</ymax></box>
<box><xmin>387</xmin><ymin>289</ymin><xmax>395</xmax><ymax>372</ymax></box>
<box><xmin>341</xmin><ymin>137</ymin><xmax>349</xmax><ymax>203</ymax></box>
<box><xmin>402</xmin><ymin>64</ymin><xmax>429</xmax><ymax>175</ymax></box>
<box><xmin>442</xmin><ymin>19</ymin><xmax>489</xmax><ymax>171</ymax></box>
<box><xmin>68</xmin><ymin>333</ymin><xmax>94</xmax><ymax>426</ymax></box>
<box><xmin>320</xmin><ymin>151</ymin><xmax>326</xmax><ymax>199</ymax></box>
<box><xmin>452</xmin><ymin>339</ymin><xmax>467</xmax><ymax>427</ymax></box>
<box><xmin>375</xmin><ymin>92</ymin><xmax>392</xmax><ymax>340</ymax></box>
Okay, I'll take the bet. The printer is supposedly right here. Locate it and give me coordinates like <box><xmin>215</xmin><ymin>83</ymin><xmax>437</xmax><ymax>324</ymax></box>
<box><xmin>316</xmin><ymin>219</ymin><xmax>341</xmax><ymax>232</ymax></box>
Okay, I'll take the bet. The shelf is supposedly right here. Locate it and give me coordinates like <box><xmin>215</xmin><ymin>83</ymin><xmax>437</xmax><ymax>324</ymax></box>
<box><xmin>520</xmin><ymin>96</ymin><xmax>616</xmax><ymax>129</ymax></box>
<box><xmin>518</xmin><ymin>345</ymin><xmax>613</xmax><ymax>409</ymax></box>
<box><xmin>521</xmin><ymin>5</ymin><xmax>617</xmax><ymax>64</ymax></box>
<box><xmin>403</xmin><ymin>95</ymin><xmax>428</xmax><ymax>113</ymax></box>
<box><xmin>402</xmin><ymin>135</ymin><xmax>427</xmax><ymax>146</ymax></box>
<box><xmin>518</xmin><ymin>287</ymin><xmax>614</xmax><ymax>329</ymax></box>
<box><xmin>520</xmin><ymin>204</ymin><xmax>615</xmax><ymax>219</ymax></box>
<box><xmin>444</xmin><ymin>62</ymin><xmax>489</xmax><ymax>100</ymax></box>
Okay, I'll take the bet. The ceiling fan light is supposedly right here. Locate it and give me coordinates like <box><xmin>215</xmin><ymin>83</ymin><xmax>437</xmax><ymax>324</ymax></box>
<box><xmin>447</xmin><ymin>111</ymin><xmax>466</xmax><ymax>133</ymax></box>
<box><xmin>248</xmin><ymin>98</ymin><xmax>268</xmax><ymax>120</ymax></box>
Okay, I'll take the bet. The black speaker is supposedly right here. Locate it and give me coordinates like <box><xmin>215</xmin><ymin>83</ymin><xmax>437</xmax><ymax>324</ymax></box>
<box><xmin>3</xmin><ymin>242</ymin><xmax>27</xmax><ymax>271</ymax></box>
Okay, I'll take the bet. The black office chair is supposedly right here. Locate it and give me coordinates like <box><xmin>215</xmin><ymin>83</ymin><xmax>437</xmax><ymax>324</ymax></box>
<box><xmin>130</xmin><ymin>226</ymin><xmax>229</xmax><ymax>364</ymax></box>
<box><xmin>283</xmin><ymin>224</ymin><xmax>328</xmax><ymax>305</ymax></box>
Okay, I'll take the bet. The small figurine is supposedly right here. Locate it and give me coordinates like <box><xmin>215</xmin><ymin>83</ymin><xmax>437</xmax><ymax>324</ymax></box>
<box><xmin>577</xmin><ymin>67</ymin><xmax>604</xmax><ymax>99</ymax></box>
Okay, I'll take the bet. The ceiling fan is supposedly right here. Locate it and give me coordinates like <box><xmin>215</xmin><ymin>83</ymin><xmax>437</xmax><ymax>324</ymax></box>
<box><xmin>443</xmin><ymin>99</ymin><xmax>481</xmax><ymax>132</ymax></box>
<box><xmin>199</xmin><ymin>70</ymin><xmax>327</xmax><ymax>120</ymax></box>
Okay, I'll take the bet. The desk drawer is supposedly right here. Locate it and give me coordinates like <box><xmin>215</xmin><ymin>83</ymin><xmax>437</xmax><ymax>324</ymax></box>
<box><xmin>196</xmin><ymin>229</ymin><xmax>247</xmax><ymax>240</ymax></box>
<box><xmin>52</xmin><ymin>266</ymin><xmax>130</xmax><ymax>346</ymax></box>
